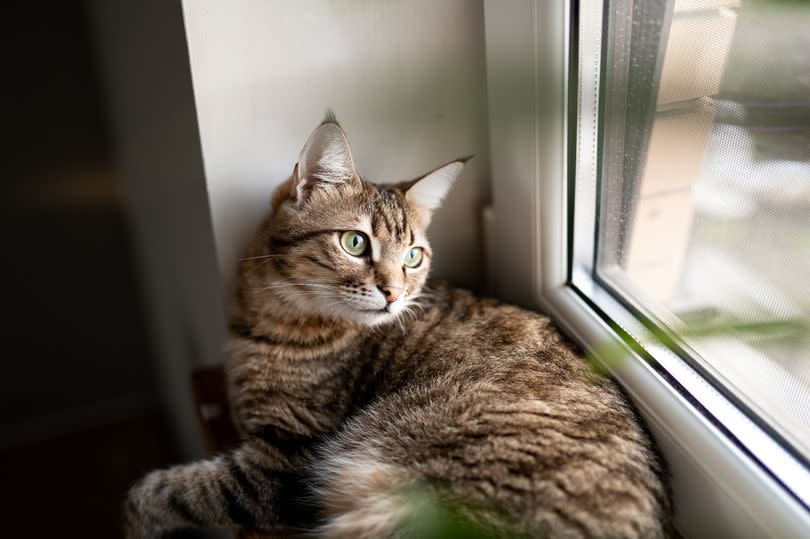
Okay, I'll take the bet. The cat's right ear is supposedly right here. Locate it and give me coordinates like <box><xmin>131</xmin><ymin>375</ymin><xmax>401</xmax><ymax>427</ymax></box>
<box><xmin>399</xmin><ymin>155</ymin><xmax>472</xmax><ymax>212</ymax></box>
<box><xmin>290</xmin><ymin>119</ymin><xmax>358</xmax><ymax>206</ymax></box>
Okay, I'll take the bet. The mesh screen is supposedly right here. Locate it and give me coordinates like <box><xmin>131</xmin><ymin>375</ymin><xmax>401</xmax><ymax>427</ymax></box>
<box><xmin>597</xmin><ymin>0</ymin><xmax>810</xmax><ymax>458</ymax></box>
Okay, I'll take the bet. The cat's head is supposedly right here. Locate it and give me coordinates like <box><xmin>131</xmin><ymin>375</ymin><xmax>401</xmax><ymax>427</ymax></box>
<box><xmin>242</xmin><ymin>114</ymin><xmax>468</xmax><ymax>327</ymax></box>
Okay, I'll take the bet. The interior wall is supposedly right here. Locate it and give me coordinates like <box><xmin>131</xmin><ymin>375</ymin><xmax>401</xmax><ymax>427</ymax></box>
<box><xmin>181</xmin><ymin>0</ymin><xmax>491</xmax><ymax>296</ymax></box>
<box><xmin>88</xmin><ymin>0</ymin><xmax>226</xmax><ymax>459</ymax></box>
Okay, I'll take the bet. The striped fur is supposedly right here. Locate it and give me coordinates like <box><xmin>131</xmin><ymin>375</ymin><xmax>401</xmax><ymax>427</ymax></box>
<box><xmin>125</xmin><ymin>116</ymin><xmax>669</xmax><ymax>538</ymax></box>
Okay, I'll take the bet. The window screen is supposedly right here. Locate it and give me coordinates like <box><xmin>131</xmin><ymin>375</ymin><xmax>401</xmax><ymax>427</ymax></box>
<box><xmin>591</xmin><ymin>0</ymin><xmax>810</xmax><ymax>462</ymax></box>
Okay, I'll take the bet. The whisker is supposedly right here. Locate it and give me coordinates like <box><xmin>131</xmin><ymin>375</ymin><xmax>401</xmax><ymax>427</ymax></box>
<box><xmin>240</xmin><ymin>254</ymin><xmax>284</xmax><ymax>261</ymax></box>
<box><xmin>395</xmin><ymin>314</ymin><xmax>406</xmax><ymax>335</ymax></box>
<box><xmin>403</xmin><ymin>306</ymin><xmax>418</xmax><ymax>325</ymax></box>
<box><xmin>404</xmin><ymin>306</ymin><xmax>418</xmax><ymax>325</ymax></box>
<box><xmin>406</xmin><ymin>300</ymin><xmax>427</xmax><ymax>316</ymax></box>
<box><xmin>244</xmin><ymin>256</ymin><xmax>284</xmax><ymax>276</ymax></box>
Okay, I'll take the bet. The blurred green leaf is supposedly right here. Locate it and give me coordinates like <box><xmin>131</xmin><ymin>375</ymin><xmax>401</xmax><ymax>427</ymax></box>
<box><xmin>585</xmin><ymin>309</ymin><xmax>808</xmax><ymax>377</ymax></box>
<box><xmin>401</xmin><ymin>484</ymin><xmax>524</xmax><ymax>539</ymax></box>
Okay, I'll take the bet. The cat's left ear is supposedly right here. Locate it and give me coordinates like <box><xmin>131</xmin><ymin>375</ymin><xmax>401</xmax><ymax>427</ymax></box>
<box><xmin>291</xmin><ymin>116</ymin><xmax>358</xmax><ymax>205</ymax></box>
<box><xmin>400</xmin><ymin>156</ymin><xmax>472</xmax><ymax>211</ymax></box>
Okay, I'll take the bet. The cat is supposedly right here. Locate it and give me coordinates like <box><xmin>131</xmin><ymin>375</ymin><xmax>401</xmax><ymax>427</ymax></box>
<box><xmin>125</xmin><ymin>113</ymin><xmax>670</xmax><ymax>538</ymax></box>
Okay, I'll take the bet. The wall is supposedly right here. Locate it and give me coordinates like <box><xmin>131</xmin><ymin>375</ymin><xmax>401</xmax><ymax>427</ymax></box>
<box><xmin>182</xmin><ymin>0</ymin><xmax>491</xmax><ymax>296</ymax></box>
<box><xmin>89</xmin><ymin>0</ymin><xmax>226</xmax><ymax>459</ymax></box>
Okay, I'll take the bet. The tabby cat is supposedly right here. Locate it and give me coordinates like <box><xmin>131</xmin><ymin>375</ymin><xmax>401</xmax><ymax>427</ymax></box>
<box><xmin>125</xmin><ymin>114</ymin><xmax>669</xmax><ymax>538</ymax></box>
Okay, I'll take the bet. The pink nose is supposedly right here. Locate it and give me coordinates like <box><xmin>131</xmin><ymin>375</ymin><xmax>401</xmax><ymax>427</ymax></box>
<box><xmin>378</xmin><ymin>285</ymin><xmax>403</xmax><ymax>303</ymax></box>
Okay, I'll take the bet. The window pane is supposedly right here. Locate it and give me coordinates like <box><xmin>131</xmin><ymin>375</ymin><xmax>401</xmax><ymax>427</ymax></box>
<box><xmin>596</xmin><ymin>0</ymin><xmax>810</xmax><ymax>459</ymax></box>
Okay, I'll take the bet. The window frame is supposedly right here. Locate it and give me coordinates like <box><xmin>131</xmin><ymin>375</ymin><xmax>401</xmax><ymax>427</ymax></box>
<box><xmin>484</xmin><ymin>1</ymin><xmax>810</xmax><ymax>536</ymax></box>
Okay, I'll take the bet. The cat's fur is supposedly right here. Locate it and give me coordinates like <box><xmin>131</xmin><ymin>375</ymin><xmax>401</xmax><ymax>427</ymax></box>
<box><xmin>125</xmin><ymin>115</ymin><xmax>669</xmax><ymax>538</ymax></box>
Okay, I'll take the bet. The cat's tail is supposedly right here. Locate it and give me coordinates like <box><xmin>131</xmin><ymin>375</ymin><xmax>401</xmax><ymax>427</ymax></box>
<box><xmin>312</xmin><ymin>449</ymin><xmax>506</xmax><ymax>539</ymax></box>
<box><xmin>312</xmin><ymin>452</ymin><xmax>415</xmax><ymax>539</ymax></box>
<box><xmin>123</xmin><ymin>441</ymin><xmax>303</xmax><ymax>538</ymax></box>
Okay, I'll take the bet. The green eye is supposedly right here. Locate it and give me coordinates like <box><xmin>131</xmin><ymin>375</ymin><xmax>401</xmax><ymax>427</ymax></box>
<box><xmin>404</xmin><ymin>247</ymin><xmax>423</xmax><ymax>268</ymax></box>
<box><xmin>340</xmin><ymin>230</ymin><xmax>368</xmax><ymax>256</ymax></box>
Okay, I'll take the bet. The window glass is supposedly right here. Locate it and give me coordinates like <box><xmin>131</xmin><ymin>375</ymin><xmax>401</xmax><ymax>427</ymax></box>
<box><xmin>595</xmin><ymin>0</ymin><xmax>810</xmax><ymax>459</ymax></box>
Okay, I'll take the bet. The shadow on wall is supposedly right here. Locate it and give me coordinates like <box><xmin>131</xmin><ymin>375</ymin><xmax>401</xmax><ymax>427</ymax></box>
<box><xmin>0</xmin><ymin>3</ymin><xmax>176</xmax><ymax>537</ymax></box>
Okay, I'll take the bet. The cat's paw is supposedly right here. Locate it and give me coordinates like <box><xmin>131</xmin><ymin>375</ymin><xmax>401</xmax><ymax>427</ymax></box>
<box><xmin>123</xmin><ymin>513</ymin><xmax>158</xmax><ymax>539</ymax></box>
<box><xmin>123</xmin><ymin>512</ymin><xmax>165</xmax><ymax>539</ymax></box>
<box><xmin>123</xmin><ymin>475</ymin><xmax>167</xmax><ymax>539</ymax></box>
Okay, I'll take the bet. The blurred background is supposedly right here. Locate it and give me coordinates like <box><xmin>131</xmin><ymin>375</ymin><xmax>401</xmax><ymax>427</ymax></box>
<box><xmin>1</xmin><ymin>3</ymin><xmax>171</xmax><ymax>537</ymax></box>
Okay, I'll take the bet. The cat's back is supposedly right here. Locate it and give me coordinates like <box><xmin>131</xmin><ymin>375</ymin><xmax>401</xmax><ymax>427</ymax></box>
<box><xmin>358</xmin><ymin>282</ymin><xmax>671</xmax><ymax>537</ymax></box>
<box><xmin>408</xmin><ymin>281</ymin><xmax>588</xmax><ymax>379</ymax></box>
<box><xmin>408</xmin><ymin>281</ymin><xmax>644</xmax><ymax>429</ymax></box>
<box><xmin>417</xmin><ymin>281</ymin><xmax>554</xmax><ymax>334</ymax></box>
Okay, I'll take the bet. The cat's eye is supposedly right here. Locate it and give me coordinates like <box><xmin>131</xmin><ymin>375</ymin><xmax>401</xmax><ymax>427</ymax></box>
<box><xmin>340</xmin><ymin>230</ymin><xmax>368</xmax><ymax>257</ymax></box>
<box><xmin>404</xmin><ymin>247</ymin><xmax>423</xmax><ymax>268</ymax></box>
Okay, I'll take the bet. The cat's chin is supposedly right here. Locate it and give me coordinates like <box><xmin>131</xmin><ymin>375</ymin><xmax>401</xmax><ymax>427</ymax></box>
<box><xmin>289</xmin><ymin>302</ymin><xmax>399</xmax><ymax>328</ymax></box>
<box><xmin>345</xmin><ymin>307</ymin><xmax>400</xmax><ymax>327</ymax></box>
<box><xmin>318</xmin><ymin>299</ymin><xmax>408</xmax><ymax>327</ymax></box>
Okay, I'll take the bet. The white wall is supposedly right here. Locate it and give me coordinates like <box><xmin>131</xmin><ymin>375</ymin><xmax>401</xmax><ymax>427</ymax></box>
<box><xmin>182</xmin><ymin>0</ymin><xmax>491</xmax><ymax>296</ymax></box>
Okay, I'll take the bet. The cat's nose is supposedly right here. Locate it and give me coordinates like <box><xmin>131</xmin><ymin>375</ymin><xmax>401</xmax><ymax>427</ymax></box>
<box><xmin>377</xmin><ymin>285</ymin><xmax>403</xmax><ymax>303</ymax></box>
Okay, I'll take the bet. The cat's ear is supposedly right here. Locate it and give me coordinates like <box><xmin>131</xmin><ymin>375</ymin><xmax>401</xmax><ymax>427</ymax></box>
<box><xmin>400</xmin><ymin>156</ymin><xmax>472</xmax><ymax>211</ymax></box>
<box><xmin>291</xmin><ymin>115</ymin><xmax>358</xmax><ymax>205</ymax></box>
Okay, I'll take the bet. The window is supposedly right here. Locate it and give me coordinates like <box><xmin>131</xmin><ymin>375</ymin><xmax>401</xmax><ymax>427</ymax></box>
<box><xmin>572</xmin><ymin>0</ymin><xmax>810</xmax><ymax>500</ymax></box>
<box><xmin>485</xmin><ymin>0</ymin><xmax>810</xmax><ymax>536</ymax></box>
<box><xmin>590</xmin><ymin>0</ymin><xmax>810</xmax><ymax>465</ymax></box>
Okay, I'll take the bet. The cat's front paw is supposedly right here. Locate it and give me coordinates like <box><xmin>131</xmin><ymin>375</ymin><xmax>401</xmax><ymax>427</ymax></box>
<box><xmin>124</xmin><ymin>508</ymin><xmax>166</xmax><ymax>539</ymax></box>
<box><xmin>123</xmin><ymin>509</ymin><xmax>158</xmax><ymax>539</ymax></box>
<box><xmin>123</xmin><ymin>475</ymin><xmax>167</xmax><ymax>539</ymax></box>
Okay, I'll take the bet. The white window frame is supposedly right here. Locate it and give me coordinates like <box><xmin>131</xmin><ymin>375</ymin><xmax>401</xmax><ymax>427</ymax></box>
<box><xmin>484</xmin><ymin>1</ymin><xmax>810</xmax><ymax>537</ymax></box>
